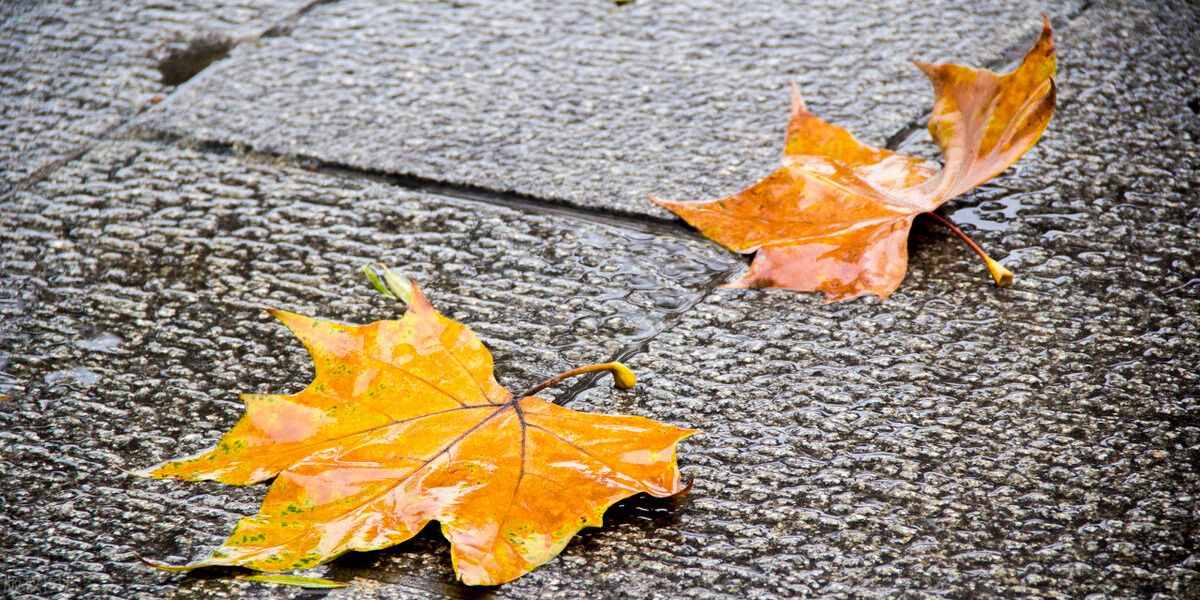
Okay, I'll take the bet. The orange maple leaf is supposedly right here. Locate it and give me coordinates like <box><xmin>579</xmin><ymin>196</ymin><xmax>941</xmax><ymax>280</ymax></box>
<box><xmin>654</xmin><ymin>18</ymin><xmax>1056</xmax><ymax>301</ymax></box>
<box><xmin>141</xmin><ymin>277</ymin><xmax>694</xmax><ymax>586</ymax></box>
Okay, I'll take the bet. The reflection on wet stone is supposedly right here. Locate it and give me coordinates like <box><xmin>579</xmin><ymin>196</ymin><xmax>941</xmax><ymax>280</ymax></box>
<box><xmin>75</xmin><ymin>332</ymin><xmax>124</xmax><ymax>354</ymax></box>
<box><xmin>43</xmin><ymin>367</ymin><xmax>101</xmax><ymax>388</ymax></box>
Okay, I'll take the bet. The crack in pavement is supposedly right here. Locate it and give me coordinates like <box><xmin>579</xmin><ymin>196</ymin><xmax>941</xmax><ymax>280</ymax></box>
<box><xmin>551</xmin><ymin>263</ymin><xmax>743</xmax><ymax>407</ymax></box>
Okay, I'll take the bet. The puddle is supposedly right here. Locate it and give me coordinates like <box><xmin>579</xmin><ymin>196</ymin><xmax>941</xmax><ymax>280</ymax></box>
<box><xmin>75</xmin><ymin>332</ymin><xmax>123</xmax><ymax>353</ymax></box>
<box><xmin>948</xmin><ymin>190</ymin><xmax>1036</xmax><ymax>232</ymax></box>
<box><xmin>157</xmin><ymin>32</ymin><xmax>237</xmax><ymax>86</ymax></box>
<box><xmin>0</xmin><ymin>351</ymin><xmax>14</xmax><ymax>395</ymax></box>
<box><xmin>43</xmin><ymin>367</ymin><xmax>100</xmax><ymax>388</ymax></box>
<box><xmin>0</xmin><ymin>369</ymin><xmax>13</xmax><ymax>398</ymax></box>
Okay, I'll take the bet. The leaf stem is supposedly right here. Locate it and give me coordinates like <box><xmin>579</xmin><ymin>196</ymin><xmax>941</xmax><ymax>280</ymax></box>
<box><xmin>520</xmin><ymin>362</ymin><xmax>637</xmax><ymax>398</ymax></box>
<box><xmin>926</xmin><ymin>212</ymin><xmax>1013</xmax><ymax>287</ymax></box>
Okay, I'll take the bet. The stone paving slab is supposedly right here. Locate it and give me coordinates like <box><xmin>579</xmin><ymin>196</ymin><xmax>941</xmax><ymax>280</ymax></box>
<box><xmin>138</xmin><ymin>0</ymin><xmax>1080</xmax><ymax>217</ymax></box>
<box><xmin>0</xmin><ymin>0</ymin><xmax>307</xmax><ymax>195</ymax></box>
<box><xmin>0</xmin><ymin>139</ymin><xmax>734</xmax><ymax>598</ymax></box>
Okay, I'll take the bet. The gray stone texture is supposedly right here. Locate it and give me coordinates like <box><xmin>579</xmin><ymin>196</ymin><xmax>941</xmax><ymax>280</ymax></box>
<box><xmin>1</xmin><ymin>0</ymin><xmax>1198</xmax><ymax>598</ymax></box>
<box><xmin>0</xmin><ymin>0</ymin><xmax>307</xmax><ymax>194</ymax></box>
<box><xmin>138</xmin><ymin>0</ymin><xmax>1081</xmax><ymax>217</ymax></box>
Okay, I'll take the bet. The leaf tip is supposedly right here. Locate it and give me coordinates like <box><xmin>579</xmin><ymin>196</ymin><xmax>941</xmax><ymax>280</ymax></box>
<box><xmin>137</xmin><ymin>554</ymin><xmax>195</xmax><ymax>573</ymax></box>
<box><xmin>126</xmin><ymin>464</ymin><xmax>161</xmax><ymax>479</ymax></box>
<box><xmin>265</xmin><ymin>308</ymin><xmax>312</xmax><ymax>333</ymax></box>
<box><xmin>788</xmin><ymin>81</ymin><xmax>808</xmax><ymax>116</ymax></box>
<box><xmin>911</xmin><ymin>59</ymin><xmax>937</xmax><ymax>78</ymax></box>
<box><xmin>1028</xmin><ymin>15</ymin><xmax>1056</xmax><ymax>70</ymax></box>
<box><xmin>264</xmin><ymin>307</ymin><xmax>289</xmax><ymax>321</ymax></box>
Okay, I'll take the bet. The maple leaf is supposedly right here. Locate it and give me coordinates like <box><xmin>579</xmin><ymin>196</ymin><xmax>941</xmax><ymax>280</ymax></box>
<box><xmin>653</xmin><ymin>18</ymin><xmax>1056</xmax><ymax>301</ymax></box>
<box><xmin>141</xmin><ymin>272</ymin><xmax>694</xmax><ymax>586</ymax></box>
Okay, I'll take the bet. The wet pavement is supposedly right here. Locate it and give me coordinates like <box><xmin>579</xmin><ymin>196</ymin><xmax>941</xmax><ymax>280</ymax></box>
<box><xmin>1</xmin><ymin>1</ymin><xmax>1198</xmax><ymax>598</ymax></box>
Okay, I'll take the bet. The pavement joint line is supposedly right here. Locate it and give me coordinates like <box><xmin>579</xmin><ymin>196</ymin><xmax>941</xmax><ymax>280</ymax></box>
<box><xmin>316</xmin><ymin>160</ymin><xmax>706</xmax><ymax>240</ymax></box>
<box><xmin>2</xmin><ymin>120</ymin><xmax>127</xmax><ymax>199</ymax></box>
<box><xmin>119</xmin><ymin>124</ymin><xmax>711</xmax><ymax>243</ymax></box>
